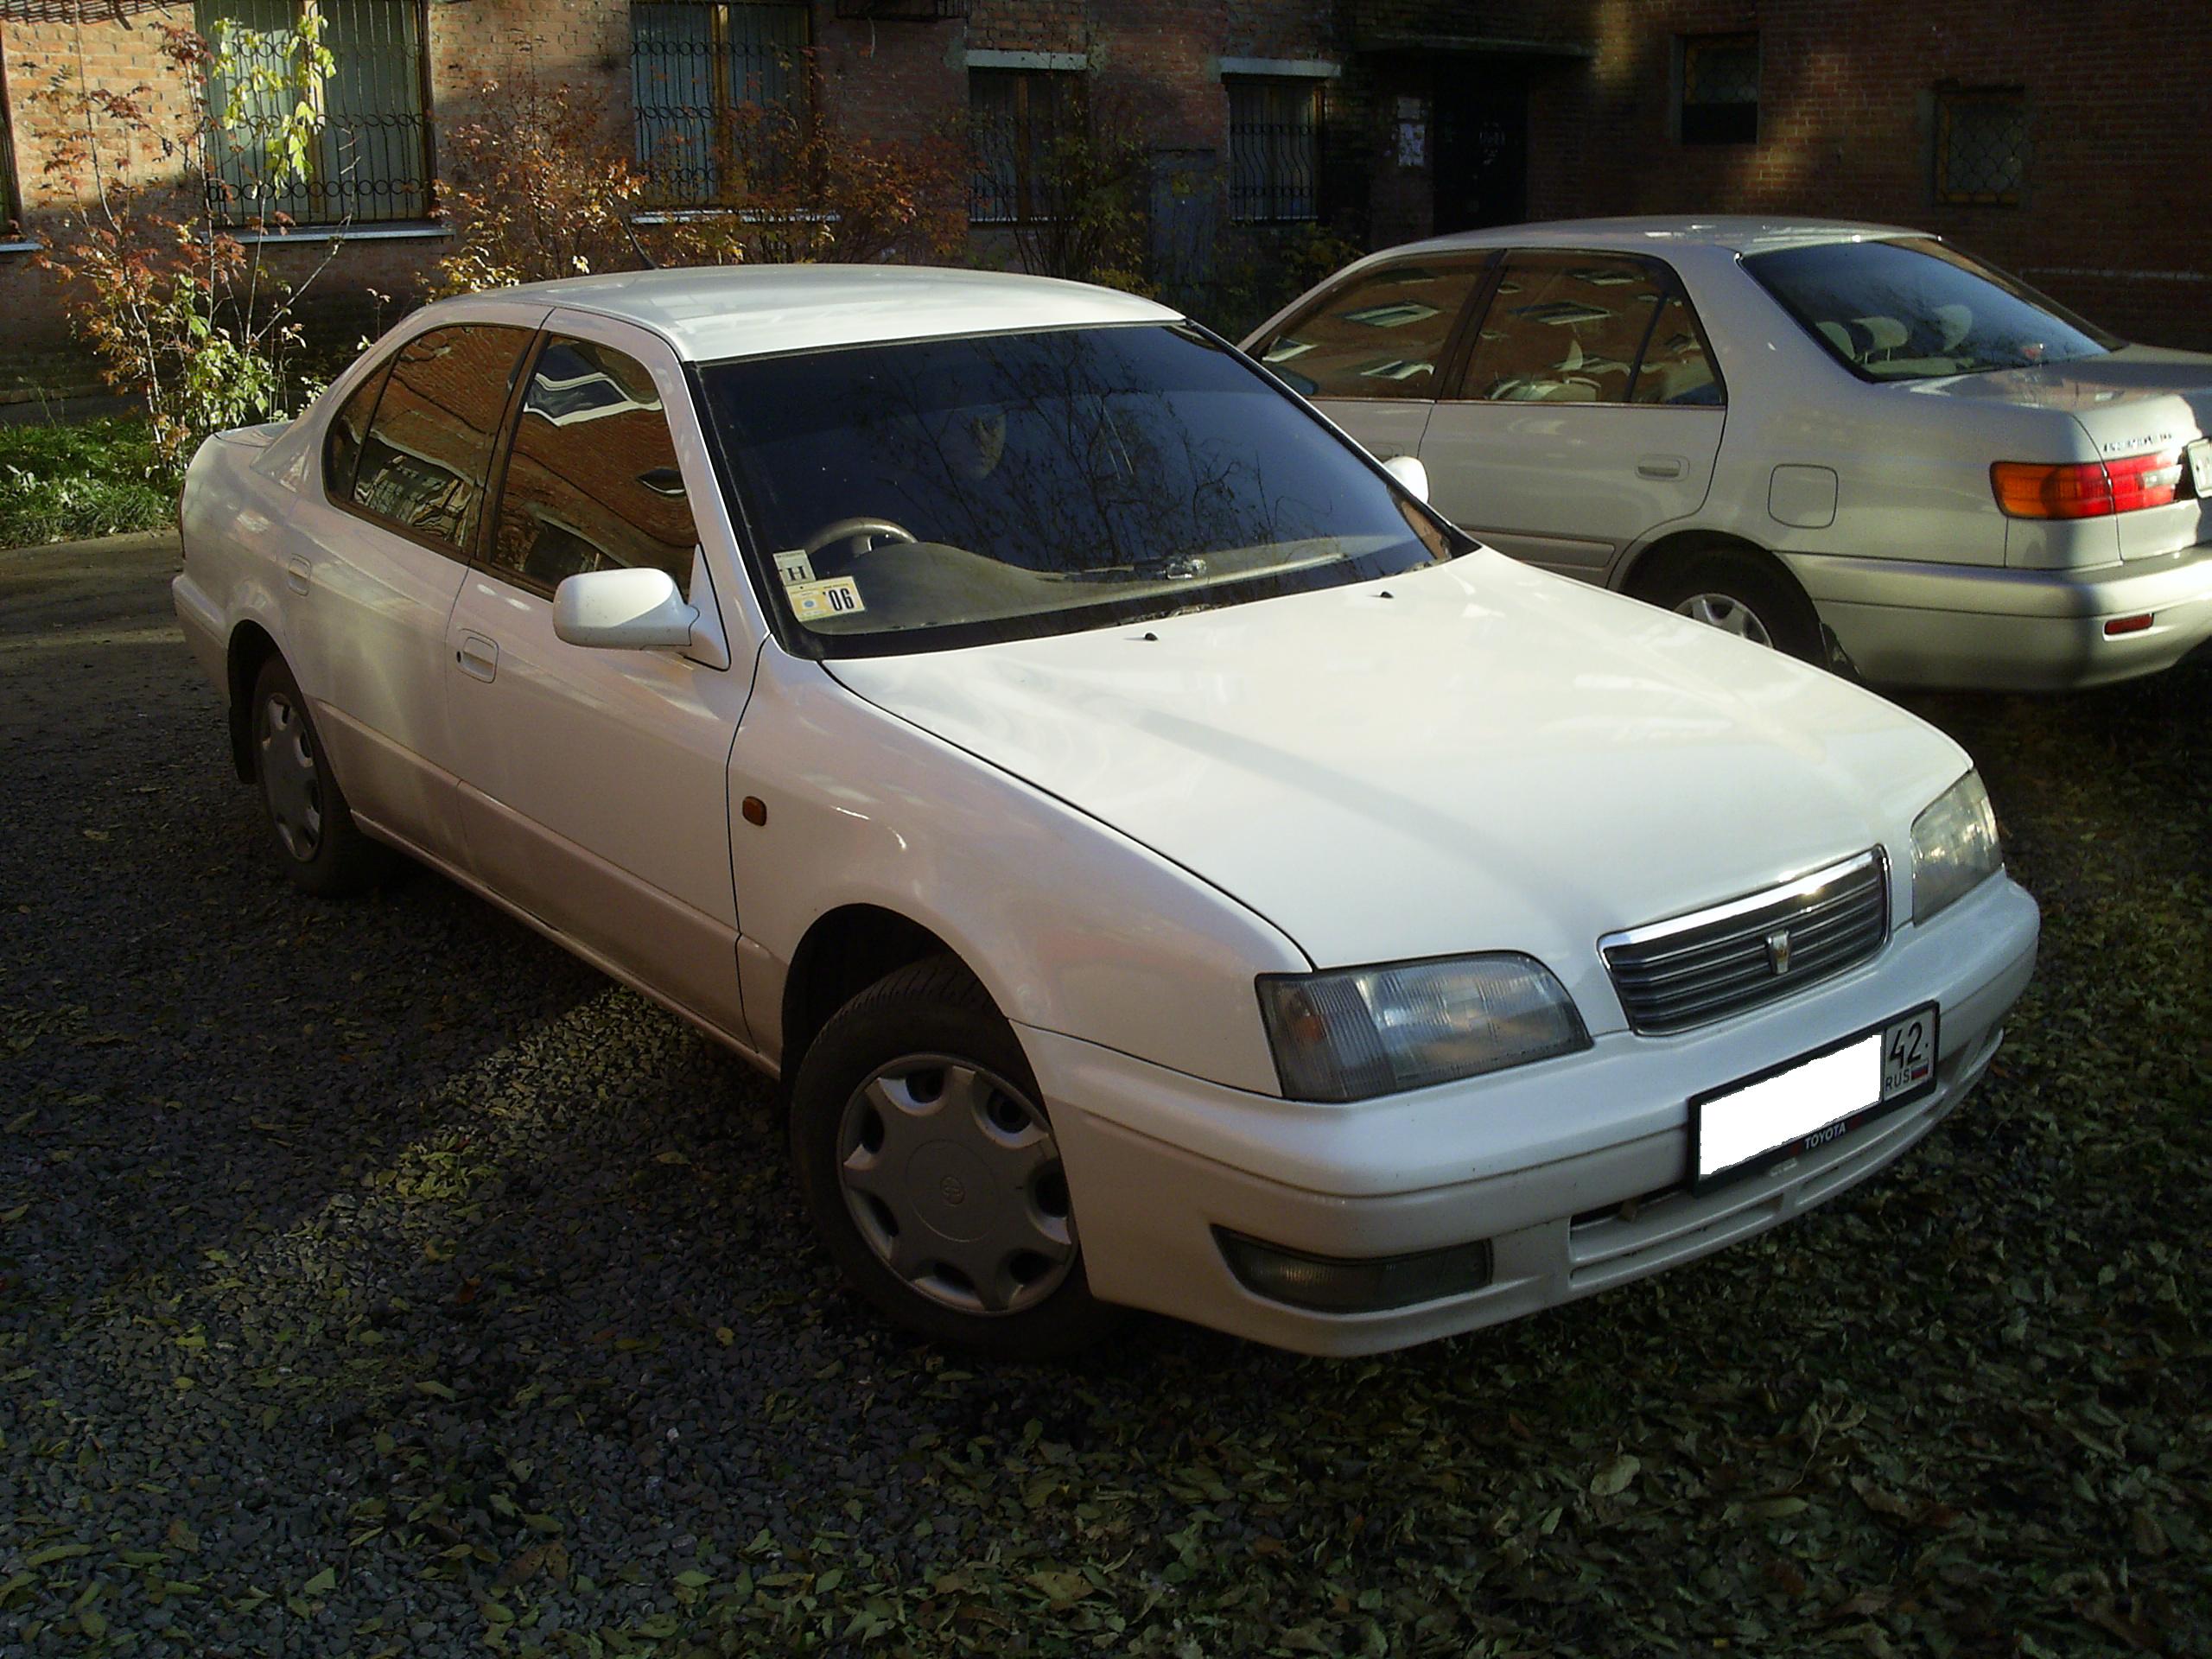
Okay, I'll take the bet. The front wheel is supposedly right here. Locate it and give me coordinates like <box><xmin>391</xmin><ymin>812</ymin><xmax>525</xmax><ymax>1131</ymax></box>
<box><xmin>1637</xmin><ymin>547</ymin><xmax>1826</xmax><ymax>666</ymax></box>
<box><xmin>790</xmin><ymin>957</ymin><xmax>1120</xmax><ymax>1359</ymax></box>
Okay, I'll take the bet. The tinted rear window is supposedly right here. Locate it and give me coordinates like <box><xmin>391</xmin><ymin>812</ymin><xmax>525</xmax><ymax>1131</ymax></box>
<box><xmin>1744</xmin><ymin>238</ymin><xmax>2121</xmax><ymax>381</ymax></box>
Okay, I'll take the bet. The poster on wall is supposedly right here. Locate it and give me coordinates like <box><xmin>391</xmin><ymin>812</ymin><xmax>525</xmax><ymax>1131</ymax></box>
<box><xmin>1396</xmin><ymin>96</ymin><xmax>1428</xmax><ymax>168</ymax></box>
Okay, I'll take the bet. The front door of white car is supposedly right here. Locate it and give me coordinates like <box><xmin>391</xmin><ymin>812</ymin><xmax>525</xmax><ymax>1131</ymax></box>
<box><xmin>1415</xmin><ymin>251</ymin><xmax>1726</xmax><ymax>580</ymax></box>
<box><xmin>306</xmin><ymin>321</ymin><xmax>541</xmax><ymax>860</ymax></box>
<box><xmin>441</xmin><ymin>313</ymin><xmax>754</xmax><ymax>1040</ymax></box>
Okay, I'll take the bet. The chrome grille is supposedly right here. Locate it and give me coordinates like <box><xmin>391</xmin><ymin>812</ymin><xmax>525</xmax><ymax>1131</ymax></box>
<box><xmin>1601</xmin><ymin>850</ymin><xmax>1889</xmax><ymax>1035</ymax></box>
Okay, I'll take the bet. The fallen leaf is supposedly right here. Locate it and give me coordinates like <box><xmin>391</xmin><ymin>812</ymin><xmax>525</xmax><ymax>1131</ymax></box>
<box><xmin>1591</xmin><ymin>1453</ymin><xmax>1641</xmax><ymax>1497</ymax></box>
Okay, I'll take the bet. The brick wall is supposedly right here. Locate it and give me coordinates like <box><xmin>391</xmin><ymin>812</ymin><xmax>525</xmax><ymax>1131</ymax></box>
<box><xmin>4</xmin><ymin>0</ymin><xmax>2208</xmax><ymax>400</ymax></box>
<box><xmin>1545</xmin><ymin>0</ymin><xmax>2212</xmax><ymax>349</ymax></box>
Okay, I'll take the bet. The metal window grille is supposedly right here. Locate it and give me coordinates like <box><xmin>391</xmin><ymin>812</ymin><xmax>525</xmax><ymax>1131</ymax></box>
<box><xmin>1227</xmin><ymin>78</ymin><xmax>1320</xmax><ymax>224</ymax></box>
<box><xmin>1680</xmin><ymin>33</ymin><xmax>1758</xmax><ymax>145</ymax></box>
<box><xmin>632</xmin><ymin>1</ymin><xmax>810</xmax><ymax>207</ymax></box>
<box><xmin>196</xmin><ymin>0</ymin><xmax>432</xmax><ymax>227</ymax></box>
<box><xmin>1936</xmin><ymin>88</ymin><xmax>2027</xmax><ymax>205</ymax></box>
<box><xmin>0</xmin><ymin>66</ymin><xmax>20</xmax><ymax>235</ymax></box>
<box><xmin>969</xmin><ymin>67</ymin><xmax>1079</xmax><ymax>224</ymax></box>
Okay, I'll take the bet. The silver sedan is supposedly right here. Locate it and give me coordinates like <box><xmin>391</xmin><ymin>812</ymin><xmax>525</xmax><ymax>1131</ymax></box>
<box><xmin>1244</xmin><ymin>217</ymin><xmax>2212</xmax><ymax>690</ymax></box>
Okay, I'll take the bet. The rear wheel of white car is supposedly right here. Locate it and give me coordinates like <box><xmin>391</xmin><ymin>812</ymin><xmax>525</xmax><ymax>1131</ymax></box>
<box><xmin>1639</xmin><ymin>548</ymin><xmax>1825</xmax><ymax>666</ymax></box>
<box><xmin>790</xmin><ymin>956</ymin><xmax>1120</xmax><ymax>1359</ymax></box>
<box><xmin>251</xmin><ymin>656</ymin><xmax>389</xmax><ymax>897</ymax></box>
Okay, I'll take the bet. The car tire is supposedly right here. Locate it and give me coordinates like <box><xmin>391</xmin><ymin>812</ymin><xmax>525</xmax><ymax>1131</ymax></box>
<box><xmin>250</xmin><ymin>654</ymin><xmax>390</xmax><ymax>897</ymax></box>
<box><xmin>1637</xmin><ymin>547</ymin><xmax>1826</xmax><ymax>666</ymax></box>
<box><xmin>790</xmin><ymin>955</ymin><xmax>1122</xmax><ymax>1360</ymax></box>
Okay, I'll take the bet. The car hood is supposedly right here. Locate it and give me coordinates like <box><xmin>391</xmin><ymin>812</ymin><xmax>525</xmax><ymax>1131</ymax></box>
<box><xmin>829</xmin><ymin>553</ymin><xmax>1969</xmax><ymax>1026</ymax></box>
<box><xmin>1906</xmin><ymin>345</ymin><xmax>2212</xmax><ymax>454</ymax></box>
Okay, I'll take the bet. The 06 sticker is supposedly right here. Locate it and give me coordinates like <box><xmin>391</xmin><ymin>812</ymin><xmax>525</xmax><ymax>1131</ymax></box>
<box><xmin>787</xmin><ymin>576</ymin><xmax>864</xmax><ymax>620</ymax></box>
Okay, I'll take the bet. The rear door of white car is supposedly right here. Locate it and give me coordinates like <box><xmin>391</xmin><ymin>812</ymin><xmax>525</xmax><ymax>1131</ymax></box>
<box><xmin>442</xmin><ymin>311</ymin><xmax>754</xmax><ymax>1040</ymax></box>
<box><xmin>309</xmin><ymin>320</ymin><xmax>540</xmax><ymax>858</ymax></box>
<box><xmin>1247</xmin><ymin>254</ymin><xmax>1491</xmax><ymax>474</ymax></box>
<box><xmin>1416</xmin><ymin>251</ymin><xmax>1726</xmax><ymax>580</ymax></box>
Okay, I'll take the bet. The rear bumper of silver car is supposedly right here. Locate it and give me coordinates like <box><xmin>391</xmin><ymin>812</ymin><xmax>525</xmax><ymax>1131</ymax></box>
<box><xmin>1787</xmin><ymin>543</ymin><xmax>2212</xmax><ymax>690</ymax></box>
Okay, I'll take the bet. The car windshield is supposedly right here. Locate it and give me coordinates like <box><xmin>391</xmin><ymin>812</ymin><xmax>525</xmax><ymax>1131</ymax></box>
<box><xmin>1743</xmin><ymin>237</ymin><xmax>2122</xmax><ymax>382</ymax></box>
<box><xmin>699</xmin><ymin>323</ymin><xmax>1460</xmax><ymax>655</ymax></box>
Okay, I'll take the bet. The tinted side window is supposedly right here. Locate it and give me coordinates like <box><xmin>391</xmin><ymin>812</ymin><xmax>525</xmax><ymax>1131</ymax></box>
<box><xmin>1255</xmin><ymin>262</ymin><xmax>1483</xmax><ymax>399</ymax></box>
<box><xmin>486</xmin><ymin>337</ymin><xmax>700</xmax><ymax>595</ymax></box>
<box><xmin>323</xmin><ymin>359</ymin><xmax>389</xmax><ymax>499</ymax></box>
<box><xmin>1455</xmin><ymin>254</ymin><xmax>1671</xmax><ymax>404</ymax></box>
<box><xmin>1630</xmin><ymin>288</ymin><xmax>1722</xmax><ymax>406</ymax></box>
<box><xmin>351</xmin><ymin>325</ymin><xmax>531</xmax><ymax>553</ymax></box>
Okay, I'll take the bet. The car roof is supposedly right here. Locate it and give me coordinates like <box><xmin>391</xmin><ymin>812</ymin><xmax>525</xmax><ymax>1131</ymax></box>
<box><xmin>469</xmin><ymin>264</ymin><xmax>1184</xmax><ymax>363</ymax></box>
<box><xmin>1389</xmin><ymin>215</ymin><xmax>1929</xmax><ymax>259</ymax></box>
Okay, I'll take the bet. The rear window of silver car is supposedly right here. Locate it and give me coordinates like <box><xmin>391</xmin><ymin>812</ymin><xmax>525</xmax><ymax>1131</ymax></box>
<box><xmin>699</xmin><ymin>324</ymin><xmax>1460</xmax><ymax>656</ymax></box>
<box><xmin>1744</xmin><ymin>237</ymin><xmax>2121</xmax><ymax>382</ymax></box>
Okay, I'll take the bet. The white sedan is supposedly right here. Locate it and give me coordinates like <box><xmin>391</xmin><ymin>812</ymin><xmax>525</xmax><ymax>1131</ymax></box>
<box><xmin>1245</xmin><ymin>218</ymin><xmax>2212</xmax><ymax>690</ymax></box>
<box><xmin>173</xmin><ymin>266</ymin><xmax>2038</xmax><ymax>1357</ymax></box>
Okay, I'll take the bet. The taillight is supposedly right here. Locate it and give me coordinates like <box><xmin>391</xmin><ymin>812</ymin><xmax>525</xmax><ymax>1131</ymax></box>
<box><xmin>1991</xmin><ymin>449</ymin><xmax>2183</xmax><ymax>518</ymax></box>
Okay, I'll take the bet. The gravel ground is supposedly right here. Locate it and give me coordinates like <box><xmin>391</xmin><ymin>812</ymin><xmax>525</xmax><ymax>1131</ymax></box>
<box><xmin>3</xmin><ymin>536</ymin><xmax>2208</xmax><ymax>1657</ymax></box>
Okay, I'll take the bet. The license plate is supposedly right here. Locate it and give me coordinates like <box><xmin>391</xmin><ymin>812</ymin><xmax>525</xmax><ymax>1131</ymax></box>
<box><xmin>2188</xmin><ymin>438</ymin><xmax>2212</xmax><ymax>499</ymax></box>
<box><xmin>1689</xmin><ymin>1003</ymin><xmax>1939</xmax><ymax>1193</ymax></box>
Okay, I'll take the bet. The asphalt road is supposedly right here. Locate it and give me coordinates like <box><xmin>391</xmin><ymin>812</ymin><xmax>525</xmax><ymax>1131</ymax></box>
<box><xmin>3</xmin><ymin>537</ymin><xmax>2207</xmax><ymax>1657</ymax></box>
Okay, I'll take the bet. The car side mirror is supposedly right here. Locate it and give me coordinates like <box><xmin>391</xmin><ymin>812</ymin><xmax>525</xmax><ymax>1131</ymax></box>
<box><xmin>551</xmin><ymin>566</ymin><xmax>697</xmax><ymax>651</ymax></box>
<box><xmin>1382</xmin><ymin>454</ymin><xmax>1430</xmax><ymax>502</ymax></box>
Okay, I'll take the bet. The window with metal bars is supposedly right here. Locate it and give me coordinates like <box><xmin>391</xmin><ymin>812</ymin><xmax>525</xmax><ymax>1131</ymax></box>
<box><xmin>1935</xmin><ymin>87</ymin><xmax>2027</xmax><ymax>206</ymax></box>
<box><xmin>632</xmin><ymin>1</ymin><xmax>811</xmax><ymax>207</ymax></box>
<box><xmin>196</xmin><ymin>0</ymin><xmax>431</xmax><ymax>227</ymax></box>
<box><xmin>1</xmin><ymin>67</ymin><xmax>22</xmax><ymax>238</ymax></box>
<box><xmin>969</xmin><ymin>68</ymin><xmax>1081</xmax><ymax>224</ymax></box>
<box><xmin>1226</xmin><ymin>78</ymin><xmax>1321</xmax><ymax>224</ymax></box>
<box><xmin>1679</xmin><ymin>33</ymin><xmax>1758</xmax><ymax>145</ymax></box>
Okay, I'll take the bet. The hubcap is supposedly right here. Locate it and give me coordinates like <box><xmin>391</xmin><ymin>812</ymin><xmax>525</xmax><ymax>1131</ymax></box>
<box><xmin>836</xmin><ymin>1054</ymin><xmax>1075</xmax><ymax>1317</ymax></box>
<box><xmin>1675</xmin><ymin>591</ymin><xmax>1775</xmax><ymax>648</ymax></box>
<box><xmin>258</xmin><ymin>692</ymin><xmax>323</xmax><ymax>861</ymax></box>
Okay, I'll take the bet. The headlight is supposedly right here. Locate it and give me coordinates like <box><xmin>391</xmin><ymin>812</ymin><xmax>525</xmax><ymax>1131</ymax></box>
<box><xmin>1911</xmin><ymin>770</ymin><xmax>2002</xmax><ymax>925</ymax></box>
<box><xmin>1258</xmin><ymin>953</ymin><xmax>1590</xmax><ymax>1103</ymax></box>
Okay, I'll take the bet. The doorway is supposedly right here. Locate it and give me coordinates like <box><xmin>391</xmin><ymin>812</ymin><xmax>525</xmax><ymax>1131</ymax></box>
<box><xmin>1433</xmin><ymin>66</ymin><xmax>1528</xmax><ymax>233</ymax></box>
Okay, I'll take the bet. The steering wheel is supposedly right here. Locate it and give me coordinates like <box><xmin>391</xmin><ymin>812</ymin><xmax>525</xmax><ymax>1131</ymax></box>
<box><xmin>802</xmin><ymin>517</ymin><xmax>919</xmax><ymax>561</ymax></box>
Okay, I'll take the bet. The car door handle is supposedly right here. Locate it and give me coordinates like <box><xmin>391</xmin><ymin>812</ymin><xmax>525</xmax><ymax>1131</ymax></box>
<box><xmin>284</xmin><ymin>556</ymin><xmax>311</xmax><ymax>595</ymax></box>
<box><xmin>456</xmin><ymin>633</ymin><xmax>499</xmax><ymax>683</ymax></box>
<box><xmin>1637</xmin><ymin>454</ymin><xmax>1688</xmax><ymax>480</ymax></box>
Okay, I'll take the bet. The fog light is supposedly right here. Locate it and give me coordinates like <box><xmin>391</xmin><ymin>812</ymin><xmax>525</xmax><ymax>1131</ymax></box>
<box><xmin>1214</xmin><ymin>1229</ymin><xmax>1493</xmax><ymax>1313</ymax></box>
<box><xmin>2103</xmin><ymin>613</ymin><xmax>2153</xmax><ymax>637</ymax></box>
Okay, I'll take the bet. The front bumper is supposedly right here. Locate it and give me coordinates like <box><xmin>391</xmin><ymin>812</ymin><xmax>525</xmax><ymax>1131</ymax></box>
<box><xmin>1786</xmin><ymin>544</ymin><xmax>2212</xmax><ymax>691</ymax></box>
<box><xmin>1025</xmin><ymin>873</ymin><xmax>2038</xmax><ymax>1356</ymax></box>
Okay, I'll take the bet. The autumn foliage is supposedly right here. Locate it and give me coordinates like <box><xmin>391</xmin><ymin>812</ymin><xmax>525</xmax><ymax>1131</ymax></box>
<box><xmin>430</xmin><ymin>57</ymin><xmax>967</xmax><ymax>298</ymax></box>
<box><xmin>30</xmin><ymin>21</ymin><xmax>340</xmax><ymax>472</ymax></box>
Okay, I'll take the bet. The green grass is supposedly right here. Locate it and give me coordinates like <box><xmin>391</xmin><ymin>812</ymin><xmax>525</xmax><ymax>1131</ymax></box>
<box><xmin>0</xmin><ymin>415</ymin><xmax>176</xmax><ymax>550</ymax></box>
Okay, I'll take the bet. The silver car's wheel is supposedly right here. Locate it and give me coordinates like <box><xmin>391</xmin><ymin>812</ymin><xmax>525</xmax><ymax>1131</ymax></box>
<box><xmin>257</xmin><ymin>689</ymin><xmax>324</xmax><ymax>860</ymax></box>
<box><xmin>836</xmin><ymin>1053</ymin><xmax>1075</xmax><ymax>1316</ymax></box>
<box><xmin>1637</xmin><ymin>548</ymin><xmax>1826</xmax><ymax>666</ymax></box>
<box><xmin>1674</xmin><ymin>591</ymin><xmax>1776</xmax><ymax>648</ymax></box>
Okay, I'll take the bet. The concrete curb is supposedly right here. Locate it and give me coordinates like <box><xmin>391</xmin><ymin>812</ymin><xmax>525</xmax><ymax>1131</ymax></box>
<box><xmin>1</xmin><ymin>525</ymin><xmax>181</xmax><ymax>562</ymax></box>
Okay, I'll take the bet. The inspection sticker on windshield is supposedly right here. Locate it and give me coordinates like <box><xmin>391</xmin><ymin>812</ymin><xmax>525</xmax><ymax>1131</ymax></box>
<box><xmin>773</xmin><ymin>549</ymin><xmax>818</xmax><ymax>587</ymax></box>
<box><xmin>787</xmin><ymin>576</ymin><xmax>864</xmax><ymax>620</ymax></box>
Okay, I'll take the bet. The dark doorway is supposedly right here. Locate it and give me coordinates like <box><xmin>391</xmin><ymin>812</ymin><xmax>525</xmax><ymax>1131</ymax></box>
<box><xmin>1433</xmin><ymin>66</ymin><xmax>1528</xmax><ymax>233</ymax></box>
